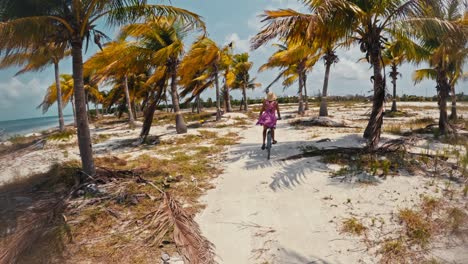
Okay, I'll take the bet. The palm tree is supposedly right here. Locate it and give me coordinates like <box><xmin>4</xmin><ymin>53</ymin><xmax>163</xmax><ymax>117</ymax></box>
<box><xmin>448</xmin><ymin>54</ymin><xmax>467</xmax><ymax>120</ymax></box>
<box><xmin>251</xmin><ymin>9</ymin><xmax>346</xmax><ymax>117</ymax></box>
<box><xmin>232</xmin><ymin>53</ymin><xmax>259</xmax><ymax>111</ymax></box>
<box><xmin>411</xmin><ymin>0</ymin><xmax>467</xmax><ymax>134</ymax></box>
<box><xmin>38</xmin><ymin>74</ymin><xmax>74</xmax><ymax>123</ymax></box>
<box><xmin>259</xmin><ymin>43</ymin><xmax>320</xmax><ymax>115</ymax></box>
<box><xmin>120</xmin><ymin>18</ymin><xmax>203</xmax><ymax>134</ymax></box>
<box><xmin>84</xmin><ymin>41</ymin><xmax>147</xmax><ymax>126</ymax></box>
<box><xmin>0</xmin><ymin>0</ymin><xmax>204</xmax><ymax>176</ymax></box>
<box><xmin>39</xmin><ymin>74</ymin><xmax>101</xmax><ymax>126</ymax></box>
<box><xmin>0</xmin><ymin>44</ymin><xmax>69</xmax><ymax>131</ymax></box>
<box><xmin>382</xmin><ymin>41</ymin><xmax>406</xmax><ymax>112</ymax></box>
<box><xmin>179</xmin><ymin>37</ymin><xmax>232</xmax><ymax>121</ymax></box>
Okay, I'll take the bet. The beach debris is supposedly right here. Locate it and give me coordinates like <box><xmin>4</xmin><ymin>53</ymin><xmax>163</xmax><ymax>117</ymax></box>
<box><xmin>316</xmin><ymin>138</ymin><xmax>332</xmax><ymax>143</ymax></box>
<box><xmin>140</xmin><ymin>191</ymin><xmax>216</xmax><ymax>264</ymax></box>
<box><xmin>291</xmin><ymin>117</ymin><xmax>352</xmax><ymax>128</ymax></box>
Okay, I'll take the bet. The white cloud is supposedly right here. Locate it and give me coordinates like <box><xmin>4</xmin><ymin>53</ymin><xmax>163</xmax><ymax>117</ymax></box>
<box><xmin>225</xmin><ymin>33</ymin><xmax>251</xmax><ymax>53</ymax></box>
<box><xmin>0</xmin><ymin>77</ymin><xmax>47</xmax><ymax>110</ymax></box>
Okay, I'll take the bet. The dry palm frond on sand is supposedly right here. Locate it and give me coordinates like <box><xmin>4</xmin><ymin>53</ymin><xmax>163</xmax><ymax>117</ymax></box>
<box><xmin>142</xmin><ymin>191</ymin><xmax>217</xmax><ymax>264</ymax></box>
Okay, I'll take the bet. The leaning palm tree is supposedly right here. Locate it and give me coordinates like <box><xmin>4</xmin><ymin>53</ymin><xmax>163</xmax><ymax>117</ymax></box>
<box><xmin>411</xmin><ymin>0</ymin><xmax>467</xmax><ymax>134</ymax></box>
<box><xmin>232</xmin><ymin>53</ymin><xmax>259</xmax><ymax>111</ymax></box>
<box><xmin>120</xmin><ymin>18</ymin><xmax>203</xmax><ymax>134</ymax></box>
<box><xmin>254</xmin><ymin>0</ymin><xmax>460</xmax><ymax>149</ymax></box>
<box><xmin>0</xmin><ymin>0</ymin><xmax>204</xmax><ymax>176</ymax></box>
<box><xmin>179</xmin><ymin>37</ymin><xmax>233</xmax><ymax>120</ymax></box>
<box><xmin>84</xmin><ymin>41</ymin><xmax>148</xmax><ymax>126</ymax></box>
<box><xmin>0</xmin><ymin>44</ymin><xmax>69</xmax><ymax>131</ymax></box>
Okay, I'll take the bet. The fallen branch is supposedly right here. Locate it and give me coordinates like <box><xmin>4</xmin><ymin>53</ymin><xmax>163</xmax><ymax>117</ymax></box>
<box><xmin>291</xmin><ymin>117</ymin><xmax>358</xmax><ymax>128</ymax></box>
<box><xmin>138</xmin><ymin>177</ymin><xmax>217</xmax><ymax>264</ymax></box>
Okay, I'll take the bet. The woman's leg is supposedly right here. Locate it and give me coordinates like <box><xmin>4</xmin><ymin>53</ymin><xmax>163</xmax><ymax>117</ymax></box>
<box><xmin>271</xmin><ymin>128</ymin><xmax>276</xmax><ymax>142</ymax></box>
<box><xmin>262</xmin><ymin>126</ymin><xmax>267</xmax><ymax>145</ymax></box>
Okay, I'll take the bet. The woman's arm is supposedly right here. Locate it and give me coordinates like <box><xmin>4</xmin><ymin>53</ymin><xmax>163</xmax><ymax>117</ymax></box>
<box><xmin>259</xmin><ymin>101</ymin><xmax>266</xmax><ymax>116</ymax></box>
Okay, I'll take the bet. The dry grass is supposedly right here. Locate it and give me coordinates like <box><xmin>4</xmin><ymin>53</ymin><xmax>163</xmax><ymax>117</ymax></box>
<box><xmin>1</xmin><ymin>125</ymin><xmax>240</xmax><ymax>263</ymax></box>
<box><xmin>92</xmin><ymin>133</ymin><xmax>112</xmax><ymax>144</ymax></box>
<box><xmin>47</xmin><ymin>129</ymin><xmax>75</xmax><ymax>141</ymax></box>
<box><xmin>341</xmin><ymin>217</ymin><xmax>367</xmax><ymax>236</ymax></box>
<box><xmin>398</xmin><ymin>209</ymin><xmax>433</xmax><ymax>248</ymax></box>
<box><xmin>378</xmin><ymin>239</ymin><xmax>408</xmax><ymax>264</ymax></box>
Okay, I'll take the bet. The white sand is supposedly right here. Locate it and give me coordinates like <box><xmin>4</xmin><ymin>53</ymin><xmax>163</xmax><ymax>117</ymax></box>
<box><xmin>1</xmin><ymin>103</ymin><xmax>467</xmax><ymax>263</ymax></box>
<box><xmin>196</xmin><ymin>105</ymin><xmax>468</xmax><ymax>264</ymax></box>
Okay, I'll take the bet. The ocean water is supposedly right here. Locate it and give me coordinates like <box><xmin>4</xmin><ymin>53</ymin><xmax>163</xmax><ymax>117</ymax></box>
<box><xmin>0</xmin><ymin>115</ymin><xmax>74</xmax><ymax>140</ymax></box>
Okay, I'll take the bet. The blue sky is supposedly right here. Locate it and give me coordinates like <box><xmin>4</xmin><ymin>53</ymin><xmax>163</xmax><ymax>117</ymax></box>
<box><xmin>0</xmin><ymin>0</ymin><xmax>466</xmax><ymax>121</ymax></box>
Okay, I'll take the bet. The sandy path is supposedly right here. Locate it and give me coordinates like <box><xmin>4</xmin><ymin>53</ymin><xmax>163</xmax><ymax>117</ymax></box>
<box><xmin>197</xmin><ymin>112</ymin><xmax>367</xmax><ymax>263</ymax></box>
<box><xmin>196</xmin><ymin>109</ymin><xmax>467</xmax><ymax>264</ymax></box>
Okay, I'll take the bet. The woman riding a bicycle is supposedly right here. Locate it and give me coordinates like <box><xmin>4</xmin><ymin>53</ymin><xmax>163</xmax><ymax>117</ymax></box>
<box><xmin>257</xmin><ymin>92</ymin><xmax>281</xmax><ymax>150</ymax></box>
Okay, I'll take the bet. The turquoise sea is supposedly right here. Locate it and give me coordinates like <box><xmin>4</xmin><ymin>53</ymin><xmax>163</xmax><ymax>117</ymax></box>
<box><xmin>0</xmin><ymin>115</ymin><xmax>74</xmax><ymax>140</ymax></box>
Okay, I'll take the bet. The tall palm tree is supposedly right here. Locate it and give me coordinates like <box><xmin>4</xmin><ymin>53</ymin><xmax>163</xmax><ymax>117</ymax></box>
<box><xmin>448</xmin><ymin>53</ymin><xmax>467</xmax><ymax>120</ymax></box>
<box><xmin>38</xmin><ymin>73</ymin><xmax>74</xmax><ymax>122</ymax></box>
<box><xmin>259</xmin><ymin>43</ymin><xmax>320</xmax><ymax>115</ymax></box>
<box><xmin>411</xmin><ymin>0</ymin><xmax>467</xmax><ymax>134</ymax></box>
<box><xmin>278</xmin><ymin>0</ymin><xmax>455</xmax><ymax>149</ymax></box>
<box><xmin>232</xmin><ymin>53</ymin><xmax>260</xmax><ymax>111</ymax></box>
<box><xmin>383</xmin><ymin>41</ymin><xmax>406</xmax><ymax>112</ymax></box>
<box><xmin>0</xmin><ymin>44</ymin><xmax>69</xmax><ymax>131</ymax></box>
<box><xmin>0</xmin><ymin>0</ymin><xmax>204</xmax><ymax>176</ymax></box>
<box><xmin>39</xmin><ymin>74</ymin><xmax>101</xmax><ymax>126</ymax></box>
<box><xmin>179</xmin><ymin>37</ymin><xmax>231</xmax><ymax>121</ymax></box>
<box><xmin>120</xmin><ymin>17</ymin><xmax>202</xmax><ymax>137</ymax></box>
<box><xmin>251</xmin><ymin>9</ymin><xmax>347</xmax><ymax>117</ymax></box>
<box><xmin>84</xmin><ymin>41</ymin><xmax>147</xmax><ymax>126</ymax></box>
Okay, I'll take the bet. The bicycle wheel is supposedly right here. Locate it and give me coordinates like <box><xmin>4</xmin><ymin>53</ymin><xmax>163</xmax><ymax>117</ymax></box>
<box><xmin>266</xmin><ymin>130</ymin><xmax>272</xmax><ymax>160</ymax></box>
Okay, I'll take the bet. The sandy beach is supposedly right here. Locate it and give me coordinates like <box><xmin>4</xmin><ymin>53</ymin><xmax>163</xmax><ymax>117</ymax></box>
<box><xmin>1</xmin><ymin>101</ymin><xmax>467</xmax><ymax>263</ymax></box>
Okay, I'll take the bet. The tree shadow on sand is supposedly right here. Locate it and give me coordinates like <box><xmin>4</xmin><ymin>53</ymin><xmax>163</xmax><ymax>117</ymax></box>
<box><xmin>0</xmin><ymin>166</ymin><xmax>74</xmax><ymax>263</ymax></box>
<box><xmin>226</xmin><ymin>134</ymin><xmax>393</xmax><ymax>192</ymax></box>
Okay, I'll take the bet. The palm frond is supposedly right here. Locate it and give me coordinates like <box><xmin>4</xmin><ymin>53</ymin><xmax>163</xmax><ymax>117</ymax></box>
<box><xmin>143</xmin><ymin>192</ymin><xmax>216</xmax><ymax>264</ymax></box>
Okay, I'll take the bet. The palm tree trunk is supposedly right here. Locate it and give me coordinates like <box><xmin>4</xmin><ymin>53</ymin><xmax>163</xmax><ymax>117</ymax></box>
<box><xmin>197</xmin><ymin>94</ymin><xmax>201</xmax><ymax>114</ymax></box>
<box><xmin>123</xmin><ymin>75</ymin><xmax>135</xmax><ymax>126</ymax></box>
<box><xmin>170</xmin><ymin>61</ymin><xmax>187</xmax><ymax>134</ymax></box>
<box><xmin>54</xmin><ymin>62</ymin><xmax>65</xmax><ymax>132</ymax></box>
<box><xmin>363</xmin><ymin>45</ymin><xmax>385</xmax><ymax>150</ymax></box>
<box><xmin>449</xmin><ymin>84</ymin><xmax>457</xmax><ymax>121</ymax></box>
<box><xmin>133</xmin><ymin>102</ymin><xmax>138</xmax><ymax>120</ymax></box>
<box><xmin>242</xmin><ymin>86</ymin><xmax>248</xmax><ymax>112</ymax></box>
<box><xmin>71</xmin><ymin>94</ymin><xmax>77</xmax><ymax>127</ymax></box>
<box><xmin>391</xmin><ymin>64</ymin><xmax>398</xmax><ymax>112</ymax></box>
<box><xmin>319</xmin><ymin>60</ymin><xmax>332</xmax><ymax>117</ymax></box>
<box><xmin>303</xmin><ymin>73</ymin><xmax>309</xmax><ymax>111</ymax></box>
<box><xmin>437</xmin><ymin>72</ymin><xmax>452</xmax><ymax>135</ymax></box>
<box><xmin>85</xmin><ymin>91</ymin><xmax>90</xmax><ymax>119</ymax></box>
<box><xmin>239</xmin><ymin>97</ymin><xmax>244</xmax><ymax>111</ymax></box>
<box><xmin>139</xmin><ymin>92</ymin><xmax>159</xmax><ymax>143</ymax></box>
<box><xmin>298</xmin><ymin>69</ymin><xmax>305</xmax><ymax>115</ymax></box>
<box><xmin>224</xmin><ymin>73</ymin><xmax>232</xmax><ymax>112</ymax></box>
<box><xmin>71</xmin><ymin>40</ymin><xmax>95</xmax><ymax>177</ymax></box>
<box><xmin>214</xmin><ymin>67</ymin><xmax>221</xmax><ymax>121</ymax></box>
<box><xmin>94</xmin><ymin>103</ymin><xmax>99</xmax><ymax>119</ymax></box>
<box><xmin>164</xmin><ymin>89</ymin><xmax>169</xmax><ymax>113</ymax></box>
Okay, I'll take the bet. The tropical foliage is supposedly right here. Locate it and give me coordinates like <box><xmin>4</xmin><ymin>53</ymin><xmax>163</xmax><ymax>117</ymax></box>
<box><xmin>0</xmin><ymin>0</ymin><xmax>204</xmax><ymax>176</ymax></box>
<box><xmin>259</xmin><ymin>43</ymin><xmax>320</xmax><ymax>114</ymax></box>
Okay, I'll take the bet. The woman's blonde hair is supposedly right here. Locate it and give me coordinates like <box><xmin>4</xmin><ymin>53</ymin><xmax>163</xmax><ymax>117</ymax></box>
<box><xmin>266</xmin><ymin>92</ymin><xmax>277</xmax><ymax>101</ymax></box>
